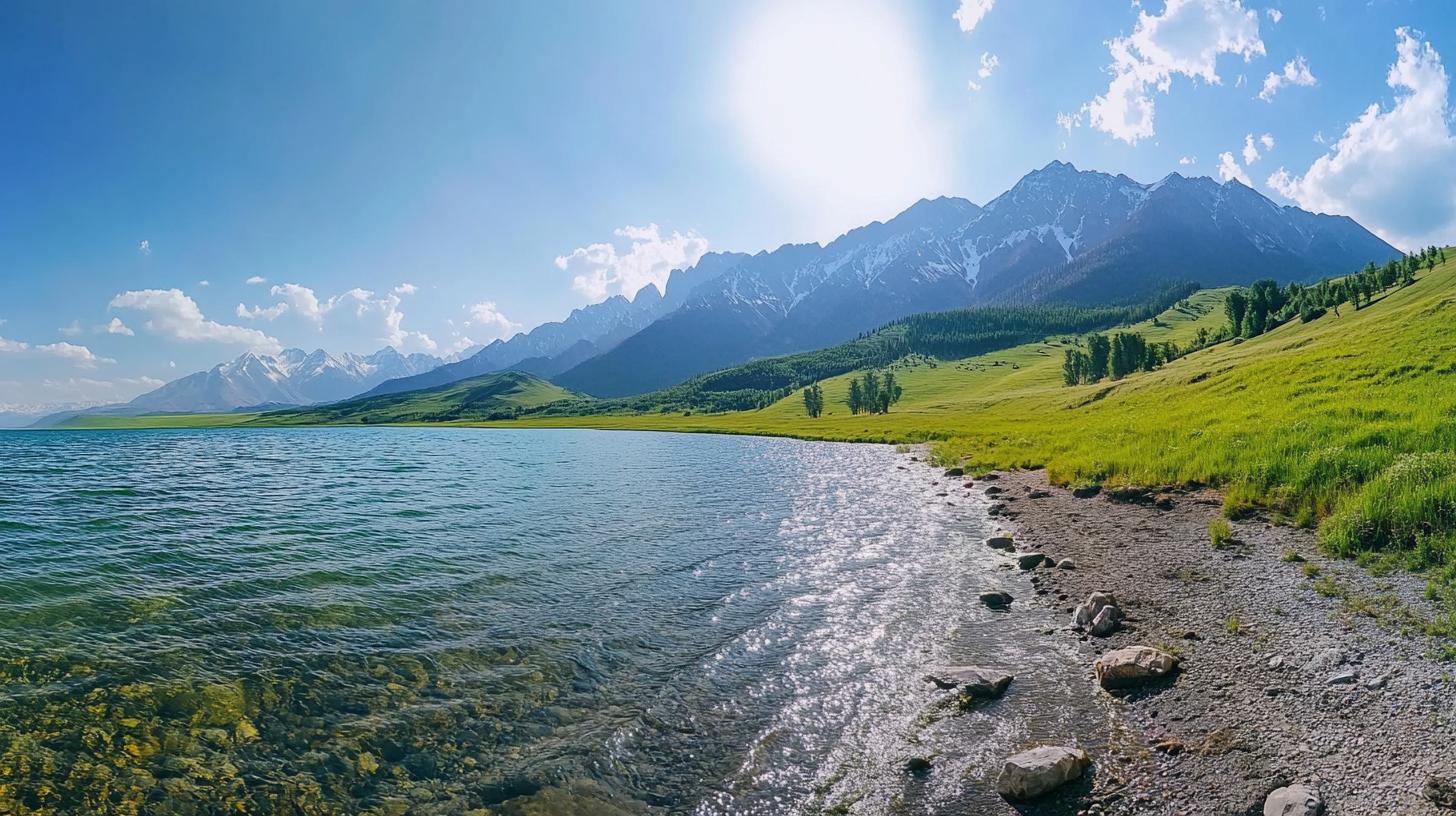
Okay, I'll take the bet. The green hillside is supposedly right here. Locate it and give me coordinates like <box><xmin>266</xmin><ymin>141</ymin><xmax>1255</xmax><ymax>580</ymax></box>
<box><xmin>263</xmin><ymin>370</ymin><xmax>576</xmax><ymax>425</ymax></box>
<box><xmin>53</xmin><ymin>371</ymin><xmax>574</xmax><ymax>429</ymax></box>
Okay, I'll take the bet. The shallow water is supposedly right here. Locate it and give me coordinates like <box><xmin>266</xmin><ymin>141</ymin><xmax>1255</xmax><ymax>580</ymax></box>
<box><xmin>0</xmin><ymin>428</ymin><xmax>1103</xmax><ymax>814</ymax></box>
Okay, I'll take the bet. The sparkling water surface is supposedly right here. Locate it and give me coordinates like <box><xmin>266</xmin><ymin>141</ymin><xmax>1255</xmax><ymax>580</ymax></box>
<box><xmin>0</xmin><ymin>428</ymin><xmax>1103</xmax><ymax>814</ymax></box>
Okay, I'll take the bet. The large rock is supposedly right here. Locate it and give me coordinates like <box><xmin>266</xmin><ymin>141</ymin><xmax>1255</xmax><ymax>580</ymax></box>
<box><xmin>1073</xmin><ymin>592</ymin><xmax>1122</xmax><ymax>635</ymax></box>
<box><xmin>1094</xmin><ymin>646</ymin><xmax>1179</xmax><ymax>690</ymax></box>
<box><xmin>1017</xmin><ymin>553</ymin><xmax>1049</xmax><ymax>570</ymax></box>
<box><xmin>1089</xmin><ymin>605</ymin><xmax>1123</xmax><ymax>637</ymax></box>
<box><xmin>1264</xmin><ymin>784</ymin><xmax>1324</xmax><ymax>815</ymax></box>
<box><xmin>979</xmin><ymin>591</ymin><xmax>1014</xmax><ymax>609</ymax></box>
<box><xmin>923</xmin><ymin>666</ymin><xmax>1013</xmax><ymax>700</ymax></box>
<box><xmin>996</xmin><ymin>746</ymin><xmax>1090</xmax><ymax>802</ymax></box>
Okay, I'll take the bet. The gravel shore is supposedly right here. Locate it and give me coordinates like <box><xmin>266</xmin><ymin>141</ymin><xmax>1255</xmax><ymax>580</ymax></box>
<box><xmin>976</xmin><ymin>467</ymin><xmax>1456</xmax><ymax>815</ymax></box>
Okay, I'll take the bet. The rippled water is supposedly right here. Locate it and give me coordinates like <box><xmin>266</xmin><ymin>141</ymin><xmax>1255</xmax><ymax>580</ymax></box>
<box><xmin>0</xmin><ymin>428</ymin><xmax>1103</xmax><ymax>815</ymax></box>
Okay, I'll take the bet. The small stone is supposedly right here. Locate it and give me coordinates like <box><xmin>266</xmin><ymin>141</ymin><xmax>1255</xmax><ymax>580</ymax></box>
<box><xmin>1326</xmin><ymin>669</ymin><xmax>1359</xmax><ymax>685</ymax></box>
<box><xmin>996</xmin><ymin>746</ymin><xmax>1091</xmax><ymax>802</ymax></box>
<box><xmin>1268</xmin><ymin>656</ymin><xmax>1284</xmax><ymax>670</ymax></box>
<box><xmin>985</xmin><ymin>485</ymin><xmax>1004</xmax><ymax>495</ymax></box>
<box><xmin>1057</xmin><ymin>558</ymin><xmax>1076</xmax><ymax>570</ymax></box>
<box><xmin>985</xmin><ymin>536</ymin><xmax>1015</xmax><ymax>551</ymax></box>
<box><xmin>1029</xmin><ymin>490</ymin><xmax>1052</xmax><ymax>499</ymax></box>
<box><xmin>1302</xmin><ymin>648</ymin><xmax>1345</xmax><ymax>678</ymax></box>
<box><xmin>943</xmin><ymin>467</ymin><xmax>965</xmax><ymax>477</ymax></box>
<box><xmin>1071</xmin><ymin>484</ymin><xmax>1101</xmax><ymax>498</ymax></box>
<box><xmin>1263</xmin><ymin>784</ymin><xmax>1324</xmax><ymax>816</ymax></box>
<box><xmin>1365</xmin><ymin>672</ymin><xmax>1391</xmax><ymax>690</ymax></box>
<box><xmin>905</xmin><ymin>755</ymin><xmax>933</xmax><ymax>775</ymax></box>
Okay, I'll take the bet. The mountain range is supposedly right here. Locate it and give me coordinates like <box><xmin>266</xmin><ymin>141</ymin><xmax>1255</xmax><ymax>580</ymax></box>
<box><xmin>49</xmin><ymin>161</ymin><xmax>1401</xmax><ymax>418</ymax></box>
<box><xmin>554</xmin><ymin>162</ymin><xmax>1398</xmax><ymax>397</ymax></box>
<box><xmin>106</xmin><ymin>347</ymin><xmax>444</xmax><ymax>416</ymax></box>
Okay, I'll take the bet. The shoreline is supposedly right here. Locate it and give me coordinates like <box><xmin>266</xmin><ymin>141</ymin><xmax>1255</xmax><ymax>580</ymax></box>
<box><xmin>964</xmin><ymin>465</ymin><xmax>1456</xmax><ymax>815</ymax></box>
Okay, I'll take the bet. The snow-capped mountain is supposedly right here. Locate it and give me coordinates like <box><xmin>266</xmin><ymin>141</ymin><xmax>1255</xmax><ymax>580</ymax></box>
<box><xmin>119</xmin><ymin>347</ymin><xmax>444</xmax><ymax>414</ymax></box>
<box><xmin>555</xmin><ymin>161</ymin><xmax>1398</xmax><ymax>397</ymax></box>
<box><xmin>357</xmin><ymin>251</ymin><xmax>750</xmax><ymax>398</ymax></box>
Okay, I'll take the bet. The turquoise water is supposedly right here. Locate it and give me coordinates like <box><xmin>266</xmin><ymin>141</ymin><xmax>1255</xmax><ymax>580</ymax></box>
<box><xmin>0</xmin><ymin>428</ymin><xmax>1101</xmax><ymax>815</ymax></box>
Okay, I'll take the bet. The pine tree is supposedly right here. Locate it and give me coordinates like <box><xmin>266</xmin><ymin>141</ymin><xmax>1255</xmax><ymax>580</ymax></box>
<box><xmin>847</xmin><ymin>379</ymin><xmax>863</xmax><ymax>415</ymax></box>
<box><xmin>1086</xmin><ymin>334</ymin><xmax>1111</xmax><ymax>382</ymax></box>
<box><xmin>1225</xmin><ymin>291</ymin><xmax>1248</xmax><ymax>337</ymax></box>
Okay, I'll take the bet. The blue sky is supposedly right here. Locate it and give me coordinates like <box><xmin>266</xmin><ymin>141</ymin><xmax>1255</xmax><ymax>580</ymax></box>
<box><xmin>3</xmin><ymin>0</ymin><xmax>1454</xmax><ymax>411</ymax></box>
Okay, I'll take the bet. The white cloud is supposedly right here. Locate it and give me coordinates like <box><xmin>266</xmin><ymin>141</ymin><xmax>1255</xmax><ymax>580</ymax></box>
<box><xmin>968</xmin><ymin>52</ymin><xmax>999</xmax><ymax>91</ymax></box>
<box><xmin>236</xmin><ymin>302</ymin><xmax>288</xmax><ymax>320</ymax></box>
<box><xmin>1259</xmin><ymin>55</ymin><xmax>1316</xmax><ymax>101</ymax></box>
<box><xmin>101</xmin><ymin>317</ymin><xmax>134</xmax><ymax>336</ymax></box>
<box><xmin>464</xmin><ymin>301</ymin><xmax>520</xmax><ymax>341</ymax></box>
<box><xmin>36</xmin><ymin>376</ymin><xmax>164</xmax><ymax>403</ymax></box>
<box><xmin>1083</xmin><ymin>0</ymin><xmax>1265</xmax><ymax>144</ymax></box>
<box><xmin>168</xmin><ymin>361</ymin><xmax>177</xmax><ymax>368</ymax></box>
<box><xmin>198</xmin><ymin>280</ymin><xmax>210</xmax><ymax>287</ymax></box>
<box><xmin>1260</xmin><ymin>132</ymin><xmax>1275</xmax><ymax>150</ymax></box>
<box><xmin>59</xmin><ymin>321</ymin><xmax>82</xmax><ymax>337</ymax></box>
<box><xmin>109</xmin><ymin>288</ymin><xmax>282</xmax><ymax>353</ymax></box>
<box><xmin>245</xmin><ymin>276</ymin><xmax>267</xmax><ymax>285</ymax></box>
<box><xmin>137</xmin><ymin>239</ymin><xmax>151</xmax><ymax>256</ymax></box>
<box><xmin>1056</xmin><ymin>111</ymin><xmax>1082</xmax><ymax>133</ymax></box>
<box><xmin>953</xmin><ymin>0</ymin><xmax>995</xmax><ymax>33</ymax></box>
<box><xmin>1266</xmin><ymin>8</ymin><xmax>1281</xmax><ymax>23</ymax></box>
<box><xmin>1266</xmin><ymin>28</ymin><xmax>1456</xmax><ymax>248</ymax></box>
<box><xmin>1242</xmin><ymin>133</ymin><xmax>1261</xmax><ymax>164</ymax></box>
<box><xmin>34</xmin><ymin>342</ymin><xmax>114</xmax><ymax>368</ymax></box>
<box><xmin>726</xmin><ymin>0</ymin><xmax>952</xmax><ymax>239</ymax></box>
<box><xmin>1179</xmin><ymin>155</ymin><xmax>1197</xmax><ymax>165</ymax></box>
<box><xmin>1218</xmin><ymin>151</ymin><xmax>1253</xmax><ymax>185</ymax></box>
<box><xmin>1</xmin><ymin>335</ymin><xmax>114</xmax><ymax>368</ymax></box>
<box><xmin>556</xmin><ymin>223</ymin><xmax>710</xmax><ymax>302</ymax></box>
<box><xmin>234</xmin><ymin>282</ymin><xmax>436</xmax><ymax>351</ymax></box>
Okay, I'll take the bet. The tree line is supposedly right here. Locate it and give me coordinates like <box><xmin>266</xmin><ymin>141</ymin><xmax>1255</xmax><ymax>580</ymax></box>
<box><xmin>846</xmin><ymin>369</ymin><xmax>902</xmax><ymax>414</ymax></box>
<box><xmin>1062</xmin><ymin>330</ymin><xmax>1200</xmax><ymax>385</ymax></box>
<box><xmin>1061</xmin><ymin>248</ymin><xmax>1446</xmax><ymax>388</ymax></box>
<box><xmin>1227</xmin><ymin>246</ymin><xmax>1444</xmax><ymax>340</ymax></box>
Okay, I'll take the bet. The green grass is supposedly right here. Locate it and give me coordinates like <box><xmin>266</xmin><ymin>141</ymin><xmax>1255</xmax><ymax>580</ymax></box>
<box><xmin>263</xmin><ymin>370</ymin><xmax>574</xmax><ymax>425</ymax></box>
<box><xmin>52</xmin><ymin>412</ymin><xmax>263</xmax><ymax>429</ymax></box>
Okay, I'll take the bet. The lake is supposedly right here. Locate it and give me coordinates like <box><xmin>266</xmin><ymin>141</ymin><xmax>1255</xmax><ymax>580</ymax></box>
<box><xmin>0</xmin><ymin>428</ymin><xmax>1103</xmax><ymax>814</ymax></box>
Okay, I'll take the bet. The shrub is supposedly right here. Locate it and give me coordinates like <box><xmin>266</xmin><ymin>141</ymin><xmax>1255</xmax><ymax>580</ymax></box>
<box><xmin>1209</xmin><ymin>518</ymin><xmax>1232</xmax><ymax>549</ymax></box>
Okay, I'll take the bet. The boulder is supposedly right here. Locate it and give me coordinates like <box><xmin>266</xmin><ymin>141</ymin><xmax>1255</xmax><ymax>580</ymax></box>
<box><xmin>1072</xmin><ymin>592</ymin><xmax>1120</xmax><ymax>631</ymax></box>
<box><xmin>979</xmin><ymin>591</ymin><xmax>1014</xmax><ymax>609</ymax></box>
<box><xmin>1088</xmin><ymin>605</ymin><xmax>1123</xmax><ymax>637</ymax></box>
<box><xmin>1094</xmin><ymin>646</ymin><xmax>1179</xmax><ymax>690</ymax></box>
<box><xmin>995</xmin><ymin>746</ymin><xmax>1090</xmax><ymax>802</ymax></box>
<box><xmin>923</xmin><ymin>666</ymin><xmax>1013</xmax><ymax>700</ymax></box>
<box><xmin>985</xmin><ymin>536</ymin><xmax>1015</xmax><ymax>551</ymax></box>
<box><xmin>1264</xmin><ymin>784</ymin><xmax>1324</xmax><ymax>816</ymax></box>
<box><xmin>1017</xmin><ymin>553</ymin><xmax>1048</xmax><ymax>570</ymax></box>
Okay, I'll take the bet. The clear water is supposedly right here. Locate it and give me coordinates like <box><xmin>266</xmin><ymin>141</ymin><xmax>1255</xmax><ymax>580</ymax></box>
<box><xmin>0</xmin><ymin>428</ymin><xmax>1103</xmax><ymax>815</ymax></box>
